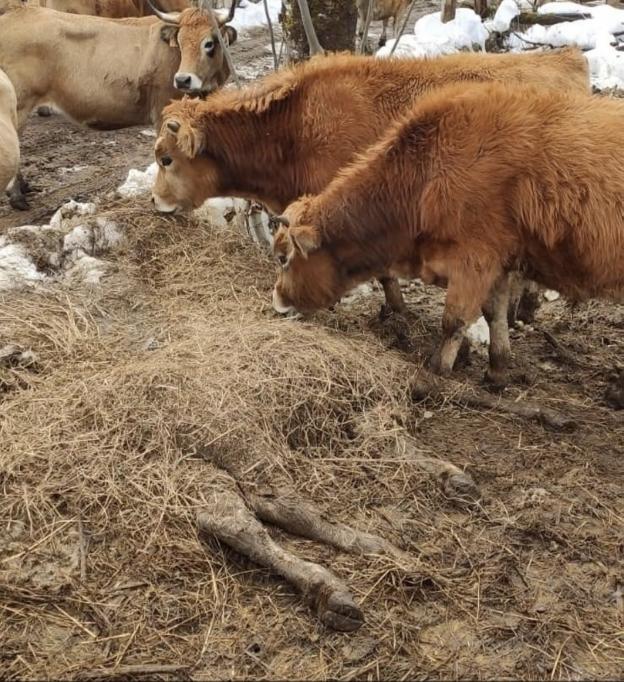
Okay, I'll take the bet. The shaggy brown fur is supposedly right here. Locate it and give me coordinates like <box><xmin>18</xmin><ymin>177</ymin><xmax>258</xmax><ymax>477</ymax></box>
<box><xmin>272</xmin><ymin>83</ymin><xmax>624</xmax><ymax>382</ymax></box>
<box><xmin>152</xmin><ymin>49</ymin><xmax>589</xmax><ymax>313</ymax></box>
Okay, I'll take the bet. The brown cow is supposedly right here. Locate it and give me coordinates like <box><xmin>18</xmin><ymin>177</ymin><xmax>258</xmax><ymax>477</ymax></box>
<box><xmin>271</xmin><ymin>82</ymin><xmax>624</xmax><ymax>384</ymax></box>
<box><xmin>0</xmin><ymin>3</ymin><xmax>237</xmax><ymax>208</ymax></box>
<box><xmin>356</xmin><ymin>0</ymin><xmax>410</xmax><ymax>47</ymax></box>
<box><xmin>151</xmin><ymin>49</ymin><xmax>589</xmax><ymax>313</ymax></box>
<box><xmin>0</xmin><ymin>69</ymin><xmax>19</xmax><ymax>197</ymax></box>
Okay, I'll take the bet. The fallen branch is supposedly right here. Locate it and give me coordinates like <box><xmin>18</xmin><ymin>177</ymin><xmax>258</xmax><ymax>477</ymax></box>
<box><xmin>411</xmin><ymin>376</ymin><xmax>576</xmax><ymax>431</ymax></box>
<box><xmin>198</xmin><ymin>489</ymin><xmax>364</xmax><ymax>631</ymax></box>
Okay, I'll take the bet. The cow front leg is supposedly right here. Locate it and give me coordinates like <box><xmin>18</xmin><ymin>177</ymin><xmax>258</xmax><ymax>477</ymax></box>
<box><xmin>430</xmin><ymin>259</ymin><xmax>501</xmax><ymax>376</ymax></box>
<box><xmin>379</xmin><ymin>276</ymin><xmax>407</xmax><ymax>315</ymax></box>
<box><xmin>482</xmin><ymin>273</ymin><xmax>512</xmax><ymax>388</ymax></box>
<box><xmin>198</xmin><ymin>489</ymin><xmax>364</xmax><ymax>632</ymax></box>
<box><xmin>7</xmin><ymin>172</ymin><xmax>29</xmax><ymax>211</ymax></box>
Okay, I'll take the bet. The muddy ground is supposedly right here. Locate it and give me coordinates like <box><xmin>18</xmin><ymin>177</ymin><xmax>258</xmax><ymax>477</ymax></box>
<box><xmin>1</xmin><ymin>10</ymin><xmax>623</xmax><ymax>682</ymax></box>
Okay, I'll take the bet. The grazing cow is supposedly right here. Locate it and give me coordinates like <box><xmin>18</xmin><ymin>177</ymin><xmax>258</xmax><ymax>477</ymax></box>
<box><xmin>0</xmin><ymin>69</ymin><xmax>20</xmax><ymax>201</ymax></box>
<box><xmin>356</xmin><ymin>0</ymin><xmax>410</xmax><ymax>47</ymax></box>
<box><xmin>39</xmin><ymin>0</ymin><xmax>189</xmax><ymax>18</ymax></box>
<box><xmin>0</xmin><ymin>3</ymin><xmax>237</xmax><ymax>209</ymax></box>
<box><xmin>271</xmin><ymin>82</ymin><xmax>624</xmax><ymax>384</ymax></box>
<box><xmin>151</xmin><ymin>49</ymin><xmax>589</xmax><ymax>314</ymax></box>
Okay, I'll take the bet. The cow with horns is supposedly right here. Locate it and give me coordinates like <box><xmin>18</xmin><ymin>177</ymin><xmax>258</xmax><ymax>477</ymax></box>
<box><xmin>0</xmin><ymin>0</ymin><xmax>237</xmax><ymax>209</ymax></box>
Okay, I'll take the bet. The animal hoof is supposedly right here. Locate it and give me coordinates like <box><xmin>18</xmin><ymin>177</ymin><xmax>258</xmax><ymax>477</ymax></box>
<box><xmin>9</xmin><ymin>195</ymin><xmax>29</xmax><ymax>211</ymax></box>
<box><xmin>318</xmin><ymin>589</ymin><xmax>364</xmax><ymax>632</ymax></box>
<box><xmin>605</xmin><ymin>371</ymin><xmax>624</xmax><ymax>410</ymax></box>
<box><xmin>483</xmin><ymin>368</ymin><xmax>509</xmax><ymax>392</ymax></box>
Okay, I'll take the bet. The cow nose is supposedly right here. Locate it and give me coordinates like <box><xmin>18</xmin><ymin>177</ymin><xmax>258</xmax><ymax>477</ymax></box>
<box><xmin>175</xmin><ymin>74</ymin><xmax>192</xmax><ymax>90</ymax></box>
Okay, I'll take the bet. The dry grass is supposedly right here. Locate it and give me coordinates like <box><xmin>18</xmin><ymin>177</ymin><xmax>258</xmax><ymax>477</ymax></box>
<box><xmin>1</xmin><ymin>203</ymin><xmax>623</xmax><ymax>680</ymax></box>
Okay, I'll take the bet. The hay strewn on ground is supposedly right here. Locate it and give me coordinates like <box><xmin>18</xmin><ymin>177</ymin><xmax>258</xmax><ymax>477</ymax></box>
<box><xmin>1</xmin><ymin>202</ymin><xmax>623</xmax><ymax>680</ymax></box>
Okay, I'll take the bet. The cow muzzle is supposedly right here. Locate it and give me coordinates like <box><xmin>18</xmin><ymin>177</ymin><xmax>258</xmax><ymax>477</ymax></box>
<box><xmin>272</xmin><ymin>287</ymin><xmax>297</xmax><ymax>316</ymax></box>
<box><xmin>151</xmin><ymin>194</ymin><xmax>180</xmax><ymax>214</ymax></box>
<box><xmin>174</xmin><ymin>72</ymin><xmax>204</xmax><ymax>93</ymax></box>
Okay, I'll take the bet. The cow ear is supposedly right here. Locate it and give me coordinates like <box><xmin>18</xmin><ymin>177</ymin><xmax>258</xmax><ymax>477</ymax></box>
<box><xmin>167</xmin><ymin>118</ymin><xmax>203</xmax><ymax>157</ymax></box>
<box><xmin>290</xmin><ymin>224</ymin><xmax>320</xmax><ymax>259</ymax></box>
<box><xmin>222</xmin><ymin>25</ymin><xmax>238</xmax><ymax>46</ymax></box>
<box><xmin>160</xmin><ymin>25</ymin><xmax>179</xmax><ymax>47</ymax></box>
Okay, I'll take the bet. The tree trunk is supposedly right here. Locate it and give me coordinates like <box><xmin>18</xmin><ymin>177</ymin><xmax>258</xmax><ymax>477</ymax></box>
<box><xmin>441</xmin><ymin>0</ymin><xmax>456</xmax><ymax>22</ymax></box>
<box><xmin>280</xmin><ymin>0</ymin><xmax>357</xmax><ymax>62</ymax></box>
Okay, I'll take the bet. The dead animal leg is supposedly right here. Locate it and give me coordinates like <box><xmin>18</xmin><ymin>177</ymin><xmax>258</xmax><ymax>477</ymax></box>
<box><xmin>394</xmin><ymin>434</ymin><xmax>481</xmax><ymax>502</ymax></box>
<box><xmin>482</xmin><ymin>274</ymin><xmax>512</xmax><ymax>388</ymax></box>
<box><xmin>379</xmin><ymin>276</ymin><xmax>407</xmax><ymax>315</ymax></box>
<box><xmin>245</xmin><ymin>489</ymin><xmax>408</xmax><ymax>559</ymax></box>
<box><xmin>198</xmin><ymin>489</ymin><xmax>364</xmax><ymax>632</ymax></box>
<box><xmin>411</xmin><ymin>375</ymin><xmax>576</xmax><ymax>431</ymax></box>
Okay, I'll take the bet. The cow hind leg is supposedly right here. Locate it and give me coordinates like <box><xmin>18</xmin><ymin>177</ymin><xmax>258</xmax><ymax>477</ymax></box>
<box><xmin>482</xmin><ymin>273</ymin><xmax>512</xmax><ymax>388</ymax></box>
<box><xmin>379</xmin><ymin>19</ymin><xmax>388</xmax><ymax>47</ymax></box>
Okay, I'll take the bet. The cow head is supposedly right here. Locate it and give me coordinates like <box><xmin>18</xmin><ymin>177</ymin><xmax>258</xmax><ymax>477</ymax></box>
<box><xmin>150</xmin><ymin>0</ymin><xmax>238</xmax><ymax>94</ymax></box>
<box><xmin>151</xmin><ymin>99</ymin><xmax>222</xmax><ymax>212</ymax></box>
<box><xmin>271</xmin><ymin>205</ymin><xmax>350</xmax><ymax>315</ymax></box>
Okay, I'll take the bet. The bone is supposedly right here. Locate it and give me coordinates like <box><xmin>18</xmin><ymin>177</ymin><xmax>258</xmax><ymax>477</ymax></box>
<box><xmin>197</xmin><ymin>489</ymin><xmax>364</xmax><ymax>632</ymax></box>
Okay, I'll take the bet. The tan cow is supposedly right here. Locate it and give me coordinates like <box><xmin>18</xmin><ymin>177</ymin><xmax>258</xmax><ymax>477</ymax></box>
<box><xmin>39</xmin><ymin>0</ymin><xmax>189</xmax><ymax>18</ymax></box>
<box><xmin>271</xmin><ymin>82</ymin><xmax>624</xmax><ymax>385</ymax></box>
<box><xmin>356</xmin><ymin>0</ymin><xmax>410</xmax><ymax>47</ymax></box>
<box><xmin>0</xmin><ymin>3</ymin><xmax>237</xmax><ymax>208</ymax></box>
<box><xmin>151</xmin><ymin>49</ymin><xmax>589</xmax><ymax>314</ymax></box>
<box><xmin>0</xmin><ymin>69</ymin><xmax>20</xmax><ymax>202</ymax></box>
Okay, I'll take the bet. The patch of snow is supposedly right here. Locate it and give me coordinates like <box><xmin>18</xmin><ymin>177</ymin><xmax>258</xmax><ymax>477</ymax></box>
<box><xmin>467</xmin><ymin>316</ymin><xmax>490</xmax><ymax>346</ymax></box>
<box><xmin>50</xmin><ymin>201</ymin><xmax>97</xmax><ymax>230</ymax></box>
<box><xmin>341</xmin><ymin>283</ymin><xmax>375</xmax><ymax>306</ymax></box>
<box><xmin>0</xmin><ymin>239</ymin><xmax>44</xmax><ymax>291</ymax></box>
<box><xmin>489</xmin><ymin>0</ymin><xmax>521</xmax><ymax>33</ymax></box>
<box><xmin>378</xmin><ymin>9</ymin><xmax>488</xmax><ymax>58</ymax></box>
<box><xmin>0</xmin><ymin>201</ymin><xmax>125</xmax><ymax>292</ymax></box>
<box><xmin>117</xmin><ymin>163</ymin><xmax>158</xmax><ymax>198</ymax></box>
<box><xmin>585</xmin><ymin>35</ymin><xmax>624</xmax><ymax>89</ymax></box>
<box><xmin>538</xmin><ymin>2</ymin><xmax>590</xmax><ymax>16</ymax></box>
<box><xmin>231</xmin><ymin>0</ymin><xmax>281</xmax><ymax>32</ymax></box>
<box><xmin>543</xmin><ymin>289</ymin><xmax>560</xmax><ymax>302</ymax></box>
<box><xmin>140</xmin><ymin>129</ymin><xmax>157</xmax><ymax>138</ymax></box>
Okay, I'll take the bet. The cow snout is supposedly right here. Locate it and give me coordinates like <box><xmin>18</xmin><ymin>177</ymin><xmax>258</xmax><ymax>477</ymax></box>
<box><xmin>174</xmin><ymin>72</ymin><xmax>203</xmax><ymax>92</ymax></box>
<box><xmin>152</xmin><ymin>193</ymin><xmax>178</xmax><ymax>214</ymax></box>
<box><xmin>272</xmin><ymin>287</ymin><xmax>296</xmax><ymax>315</ymax></box>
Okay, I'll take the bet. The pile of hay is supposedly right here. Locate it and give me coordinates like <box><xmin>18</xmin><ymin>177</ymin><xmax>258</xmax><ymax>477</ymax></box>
<box><xmin>1</xmin><ymin>203</ymin><xmax>623</xmax><ymax>679</ymax></box>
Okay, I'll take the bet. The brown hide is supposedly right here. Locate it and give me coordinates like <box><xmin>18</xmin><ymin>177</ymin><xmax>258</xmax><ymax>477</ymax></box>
<box><xmin>272</xmin><ymin>83</ymin><xmax>624</xmax><ymax>321</ymax></box>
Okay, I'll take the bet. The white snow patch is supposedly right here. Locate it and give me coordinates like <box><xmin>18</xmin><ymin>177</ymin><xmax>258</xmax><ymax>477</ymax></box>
<box><xmin>0</xmin><ymin>240</ymin><xmax>44</xmax><ymax>291</ymax></box>
<box><xmin>341</xmin><ymin>283</ymin><xmax>375</xmax><ymax>306</ymax></box>
<box><xmin>117</xmin><ymin>163</ymin><xmax>158</xmax><ymax>198</ymax></box>
<box><xmin>585</xmin><ymin>35</ymin><xmax>624</xmax><ymax>89</ymax></box>
<box><xmin>467</xmin><ymin>316</ymin><xmax>490</xmax><ymax>346</ymax></box>
<box><xmin>50</xmin><ymin>201</ymin><xmax>97</xmax><ymax>231</ymax></box>
<box><xmin>489</xmin><ymin>0</ymin><xmax>521</xmax><ymax>33</ymax></box>
<box><xmin>377</xmin><ymin>9</ymin><xmax>488</xmax><ymax>59</ymax></box>
<box><xmin>543</xmin><ymin>289</ymin><xmax>560</xmax><ymax>302</ymax></box>
<box><xmin>231</xmin><ymin>0</ymin><xmax>281</xmax><ymax>32</ymax></box>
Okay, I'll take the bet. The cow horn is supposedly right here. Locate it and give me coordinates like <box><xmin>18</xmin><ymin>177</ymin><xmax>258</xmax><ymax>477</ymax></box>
<box><xmin>213</xmin><ymin>0</ymin><xmax>236</xmax><ymax>25</ymax></box>
<box><xmin>146</xmin><ymin>0</ymin><xmax>181</xmax><ymax>24</ymax></box>
<box><xmin>276</xmin><ymin>215</ymin><xmax>290</xmax><ymax>227</ymax></box>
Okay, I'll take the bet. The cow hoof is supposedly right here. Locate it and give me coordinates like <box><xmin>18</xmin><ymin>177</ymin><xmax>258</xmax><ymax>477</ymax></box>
<box><xmin>9</xmin><ymin>194</ymin><xmax>29</xmax><ymax>211</ymax></box>
<box><xmin>483</xmin><ymin>369</ymin><xmax>509</xmax><ymax>392</ymax></box>
<box><xmin>605</xmin><ymin>371</ymin><xmax>624</xmax><ymax>410</ymax></box>
<box><xmin>19</xmin><ymin>178</ymin><xmax>34</xmax><ymax>194</ymax></box>
<box><xmin>317</xmin><ymin>589</ymin><xmax>364</xmax><ymax>632</ymax></box>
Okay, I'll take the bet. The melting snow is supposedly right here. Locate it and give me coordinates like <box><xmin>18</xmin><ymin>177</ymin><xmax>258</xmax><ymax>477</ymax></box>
<box><xmin>117</xmin><ymin>163</ymin><xmax>158</xmax><ymax>198</ymax></box>
<box><xmin>467</xmin><ymin>316</ymin><xmax>491</xmax><ymax>346</ymax></box>
<box><xmin>231</xmin><ymin>0</ymin><xmax>281</xmax><ymax>32</ymax></box>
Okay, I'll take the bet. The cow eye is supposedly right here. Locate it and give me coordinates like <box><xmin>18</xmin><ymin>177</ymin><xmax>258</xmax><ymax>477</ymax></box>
<box><xmin>204</xmin><ymin>40</ymin><xmax>215</xmax><ymax>53</ymax></box>
<box><xmin>277</xmin><ymin>254</ymin><xmax>288</xmax><ymax>267</ymax></box>
<box><xmin>161</xmin><ymin>156</ymin><xmax>173</xmax><ymax>167</ymax></box>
